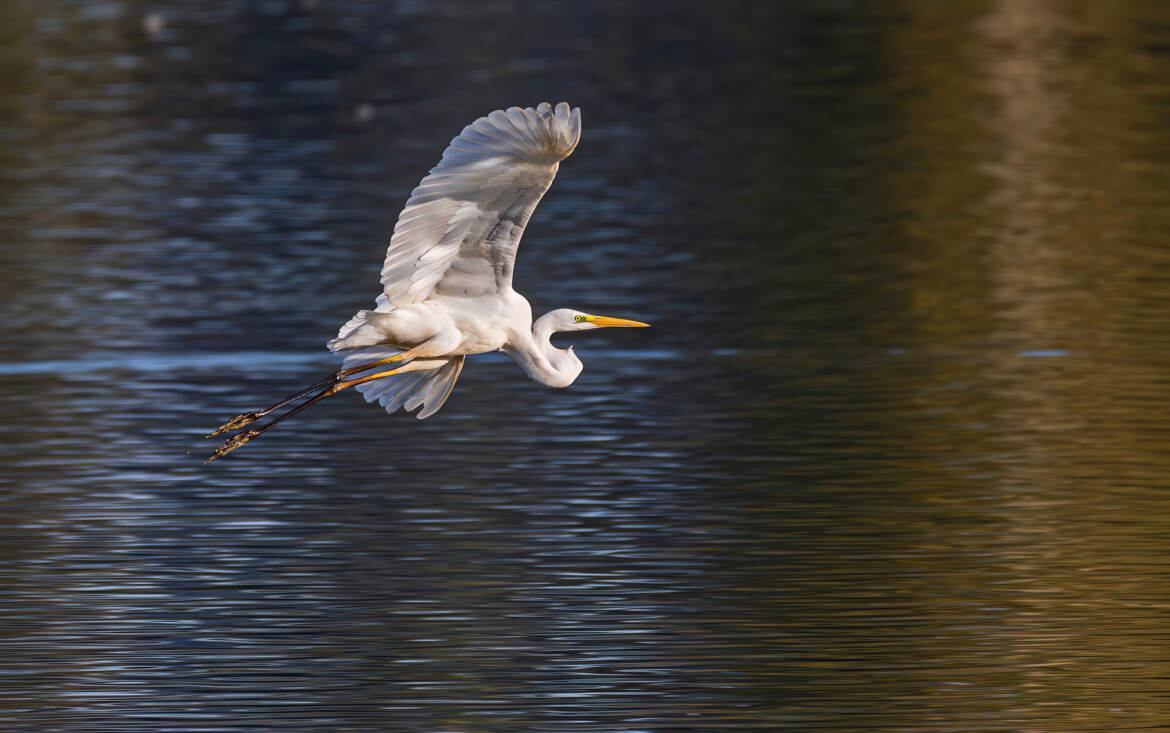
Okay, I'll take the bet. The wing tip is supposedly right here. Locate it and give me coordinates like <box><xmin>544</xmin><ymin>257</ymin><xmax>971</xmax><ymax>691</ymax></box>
<box><xmin>469</xmin><ymin>101</ymin><xmax>581</xmax><ymax>162</ymax></box>
<box><xmin>536</xmin><ymin>100</ymin><xmax>581</xmax><ymax>159</ymax></box>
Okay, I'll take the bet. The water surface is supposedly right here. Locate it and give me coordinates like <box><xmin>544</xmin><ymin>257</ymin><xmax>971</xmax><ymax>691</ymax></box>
<box><xmin>4</xmin><ymin>1</ymin><xmax>1170</xmax><ymax>730</ymax></box>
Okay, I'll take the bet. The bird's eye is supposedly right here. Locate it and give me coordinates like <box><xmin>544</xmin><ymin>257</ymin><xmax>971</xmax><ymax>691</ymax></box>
<box><xmin>574</xmin><ymin>315</ymin><xmax>586</xmax><ymax>323</ymax></box>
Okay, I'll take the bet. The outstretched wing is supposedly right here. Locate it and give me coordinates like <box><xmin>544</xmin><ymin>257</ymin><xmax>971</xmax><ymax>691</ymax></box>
<box><xmin>378</xmin><ymin>102</ymin><xmax>582</xmax><ymax>306</ymax></box>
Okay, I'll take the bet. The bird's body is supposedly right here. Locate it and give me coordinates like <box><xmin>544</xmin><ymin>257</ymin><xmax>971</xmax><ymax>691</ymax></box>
<box><xmin>207</xmin><ymin>102</ymin><xmax>647</xmax><ymax>460</ymax></box>
<box><xmin>328</xmin><ymin>289</ymin><xmax>532</xmax><ymax>358</ymax></box>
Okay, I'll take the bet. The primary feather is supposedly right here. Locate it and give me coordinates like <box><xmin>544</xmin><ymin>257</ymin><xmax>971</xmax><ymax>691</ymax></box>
<box><xmin>379</xmin><ymin>101</ymin><xmax>582</xmax><ymax>304</ymax></box>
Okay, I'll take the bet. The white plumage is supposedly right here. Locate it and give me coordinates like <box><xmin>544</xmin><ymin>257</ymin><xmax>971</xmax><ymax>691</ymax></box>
<box><xmin>328</xmin><ymin>102</ymin><xmax>588</xmax><ymax>419</ymax></box>
<box><xmin>379</xmin><ymin>102</ymin><xmax>581</xmax><ymax>306</ymax></box>
<box><xmin>207</xmin><ymin>102</ymin><xmax>646</xmax><ymax>460</ymax></box>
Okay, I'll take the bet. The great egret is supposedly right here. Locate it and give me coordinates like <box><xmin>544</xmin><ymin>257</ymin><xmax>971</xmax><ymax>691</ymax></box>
<box><xmin>207</xmin><ymin>102</ymin><xmax>648</xmax><ymax>460</ymax></box>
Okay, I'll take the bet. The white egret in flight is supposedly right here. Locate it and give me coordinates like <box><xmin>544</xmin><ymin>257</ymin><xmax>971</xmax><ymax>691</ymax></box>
<box><xmin>207</xmin><ymin>102</ymin><xmax>648</xmax><ymax>460</ymax></box>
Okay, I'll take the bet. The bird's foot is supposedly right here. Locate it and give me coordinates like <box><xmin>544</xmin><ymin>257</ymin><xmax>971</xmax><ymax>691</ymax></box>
<box><xmin>207</xmin><ymin>411</ymin><xmax>260</xmax><ymax>438</ymax></box>
<box><xmin>206</xmin><ymin>428</ymin><xmax>261</xmax><ymax>462</ymax></box>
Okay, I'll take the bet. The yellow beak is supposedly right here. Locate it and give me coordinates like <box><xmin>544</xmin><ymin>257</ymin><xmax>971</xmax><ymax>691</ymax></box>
<box><xmin>586</xmin><ymin>315</ymin><xmax>650</xmax><ymax>328</ymax></box>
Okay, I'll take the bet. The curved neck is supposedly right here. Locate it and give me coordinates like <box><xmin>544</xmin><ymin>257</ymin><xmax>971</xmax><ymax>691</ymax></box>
<box><xmin>506</xmin><ymin>313</ymin><xmax>582</xmax><ymax>388</ymax></box>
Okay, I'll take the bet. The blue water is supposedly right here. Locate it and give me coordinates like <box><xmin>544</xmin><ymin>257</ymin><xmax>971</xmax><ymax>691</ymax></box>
<box><xmin>4</xmin><ymin>1</ymin><xmax>1170</xmax><ymax>730</ymax></box>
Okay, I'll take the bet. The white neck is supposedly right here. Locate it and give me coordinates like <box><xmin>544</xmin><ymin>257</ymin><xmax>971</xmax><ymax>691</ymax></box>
<box><xmin>505</xmin><ymin>312</ymin><xmax>583</xmax><ymax>388</ymax></box>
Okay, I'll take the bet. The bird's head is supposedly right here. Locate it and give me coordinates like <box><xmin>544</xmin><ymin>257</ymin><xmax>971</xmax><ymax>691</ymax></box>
<box><xmin>550</xmin><ymin>309</ymin><xmax>651</xmax><ymax>332</ymax></box>
<box><xmin>524</xmin><ymin>309</ymin><xmax>650</xmax><ymax>387</ymax></box>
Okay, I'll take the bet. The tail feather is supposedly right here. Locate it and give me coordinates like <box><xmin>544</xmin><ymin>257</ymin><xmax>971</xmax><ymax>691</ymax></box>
<box><xmin>362</xmin><ymin>369</ymin><xmax>428</xmax><ymax>411</ymax></box>
<box><xmin>337</xmin><ymin>345</ymin><xmax>464</xmax><ymax>419</ymax></box>
<box><xmin>412</xmin><ymin>356</ymin><xmax>465</xmax><ymax>419</ymax></box>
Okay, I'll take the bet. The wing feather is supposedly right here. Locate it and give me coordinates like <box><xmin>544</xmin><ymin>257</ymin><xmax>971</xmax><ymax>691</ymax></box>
<box><xmin>343</xmin><ymin>347</ymin><xmax>465</xmax><ymax>419</ymax></box>
<box><xmin>378</xmin><ymin>102</ymin><xmax>582</xmax><ymax>305</ymax></box>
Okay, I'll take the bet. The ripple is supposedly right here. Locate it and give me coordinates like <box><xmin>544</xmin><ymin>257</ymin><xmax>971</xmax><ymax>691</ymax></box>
<box><xmin>4</xmin><ymin>0</ymin><xmax>1170</xmax><ymax>730</ymax></box>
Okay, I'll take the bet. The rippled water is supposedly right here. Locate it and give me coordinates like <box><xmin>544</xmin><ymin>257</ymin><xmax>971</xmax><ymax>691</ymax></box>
<box><xmin>5</xmin><ymin>1</ymin><xmax>1170</xmax><ymax>730</ymax></box>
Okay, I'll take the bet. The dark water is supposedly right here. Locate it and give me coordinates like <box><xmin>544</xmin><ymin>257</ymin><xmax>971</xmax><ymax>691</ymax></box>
<box><xmin>4</xmin><ymin>0</ymin><xmax>1170</xmax><ymax>729</ymax></box>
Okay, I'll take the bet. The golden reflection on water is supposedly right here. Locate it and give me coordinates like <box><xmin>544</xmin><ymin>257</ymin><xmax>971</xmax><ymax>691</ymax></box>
<box><xmin>882</xmin><ymin>0</ymin><xmax>1170</xmax><ymax>726</ymax></box>
<box><xmin>3</xmin><ymin>0</ymin><xmax>1170</xmax><ymax>729</ymax></box>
